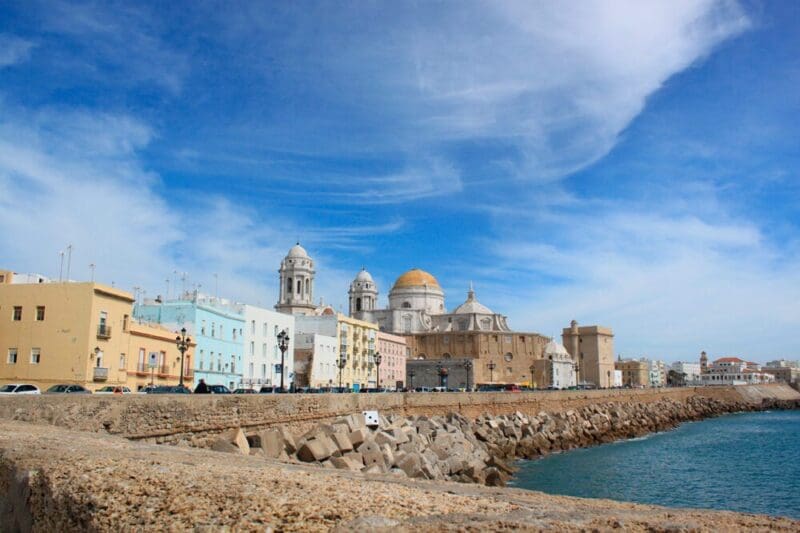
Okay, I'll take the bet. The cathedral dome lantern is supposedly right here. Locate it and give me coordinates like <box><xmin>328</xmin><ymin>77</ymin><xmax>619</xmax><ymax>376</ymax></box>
<box><xmin>275</xmin><ymin>243</ymin><xmax>317</xmax><ymax>315</ymax></box>
<box><xmin>452</xmin><ymin>283</ymin><xmax>494</xmax><ymax>315</ymax></box>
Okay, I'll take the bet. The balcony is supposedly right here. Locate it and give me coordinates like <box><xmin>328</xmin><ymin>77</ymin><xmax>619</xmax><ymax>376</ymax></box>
<box><xmin>93</xmin><ymin>367</ymin><xmax>109</xmax><ymax>381</ymax></box>
<box><xmin>97</xmin><ymin>324</ymin><xmax>112</xmax><ymax>339</ymax></box>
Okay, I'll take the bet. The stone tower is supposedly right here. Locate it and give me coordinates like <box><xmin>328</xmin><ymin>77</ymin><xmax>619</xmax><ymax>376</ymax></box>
<box><xmin>348</xmin><ymin>268</ymin><xmax>378</xmax><ymax>320</ymax></box>
<box><xmin>700</xmin><ymin>350</ymin><xmax>708</xmax><ymax>374</ymax></box>
<box><xmin>275</xmin><ymin>243</ymin><xmax>316</xmax><ymax>316</ymax></box>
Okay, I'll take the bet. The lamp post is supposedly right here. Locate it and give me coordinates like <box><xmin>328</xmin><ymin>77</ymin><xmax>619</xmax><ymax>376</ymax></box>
<box><xmin>277</xmin><ymin>329</ymin><xmax>290</xmax><ymax>392</ymax></box>
<box><xmin>573</xmin><ymin>362</ymin><xmax>580</xmax><ymax>388</ymax></box>
<box><xmin>374</xmin><ymin>352</ymin><xmax>382</xmax><ymax>389</ymax></box>
<box><xmin>175</xmin><ymin>327</ymin><xmax>191</xmax><ymax>387</ymax></box>
<box><xmin>408</xmin><ymin>369</ymin><xmax>415</xmax><ymax>390</ymax></box>
<box><xmin>529</xmin><ymin>363</ymin><xmax>536</xmax><ymax>389</ymax></box>
<box><xmin>337</xmin><ymin>353</ymin><xmax>347</xmax><ymax>391</ymax></box>
<box><xmin>487</xmin><ymin>360</ymin><xmax>496</xmax><ymax>383</ymax></box>
<box><xmin>464</xmin><ymin>360</ymin><xmax>473</xmax><ymax>391</ymax></box>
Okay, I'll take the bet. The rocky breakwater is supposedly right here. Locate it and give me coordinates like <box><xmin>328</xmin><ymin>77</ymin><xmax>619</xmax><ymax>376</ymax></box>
<box><xmin>207</xmin><ymin>395</ymin><xmax>783</xmax><ymax>487</ymax></box>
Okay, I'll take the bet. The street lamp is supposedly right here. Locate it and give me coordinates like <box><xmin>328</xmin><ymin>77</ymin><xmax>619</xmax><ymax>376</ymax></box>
<box><xmin>277</xmin><ymin>329</ymin><xmax>290</xmax><ymax>392</ymax></box>
<box><xmin>487</xmin><ymin>360</ymin><xmax>496</xmax><ymax>383</ymax></box>
<box><xmin>464</xmin><ymin>360</ymin><xmax>473</xmax><ymax>391</ymax></box>
<box><xmin>175</xmin><ymin>327</ymin><xmax>191</xmax><ymax>387</ymax></box>
<box><xmin>374</xmin><ymin>352</ymin><xmax>382</xmax><ymax>389</ymax></box>
<box><xmin>573</xmin><ymin>362</ymin><xmax>580</xmax><ymax>388</ymax></box>
<box><xmin>529</xmin><ymin>363</ymin><xmax>536</xmax><ymax>389</ymax></box>
<box><xmin>408</xmin><ymin>369</ymin><xmax>415</xmax><ymax>390</ymax></box>
<box><xmin>337</xmin><ymin>353</ymin><xmax>347</xmax><ymax>391</ymax></box>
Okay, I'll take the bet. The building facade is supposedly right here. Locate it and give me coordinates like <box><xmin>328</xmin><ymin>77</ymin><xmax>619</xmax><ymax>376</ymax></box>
<box><xmin>531</xmin><ymin>340</ymin><xmax>577</xmax><ymax>389</ymax></box>
<box><xmin>241</xmin><ymin>304</ymin><xmax>295</xmax><ymax>390</ymax></box>
<box><xmin>671</xmin><ymin>361</ymin><xmax>702</xmax><ymax>385</ymax></box>
<box><xmin>615</xmin><ymin>358</ymin><xmax>650</xmax><ymax>388</ymax></box>
<box><xmin>134</xmin><ymin>294</ymin><xmax>245</xmax><ymax>390</ymax></box>
<box><xmin>562</xmin><ymin>320</ymin><xmax>615</xmax><ymax>388</ymax></box>
<box><xmin>376</xmin><ymin>331</ymin><xmax>407</xmax><ymax>389</ymax></box>
<box><xmin>701</xmin><ymin>357</ymin><xmax>775</xmax><ymax>385</ymax></box>
<box><xmin>0</xmin><ymin>273</ymin><xmax>192</xmax><ymax>391</ymax></box>
<box><xmin>293</xmin><ymin>332</ymin><xmax>338</xmax><ymax>388</ymax></box>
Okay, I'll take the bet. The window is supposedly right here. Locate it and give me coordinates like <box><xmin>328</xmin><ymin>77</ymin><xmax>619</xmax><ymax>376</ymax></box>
<box><xmin>251</xmin><ymin>320</ymin><xmax>256</xmax><ymax>334</ymax></box>
<box><xmin>262</xmin><ymin>322</ymin><xmax>267</xmax><ymax>336</ymax></box>
<box><xmin>30</xmin><ymin>348</ymin><xmax>41</xmax><ymax>364</ymax></box>
<box><xmin>262</xmin><ymin>343</ymin><xmax>267</xmax><ymax>357</ymax></box>
<box><xmin>261</xmin><ymin>363</ymin><xmax>267</xmax><ymax>378</ymax></box>
<box><xmin>232</xmin><ymin>329</ymin><xmax>237</xmax><ymax>341</ymax></box>
<box><xmin>274</xmin><ymin>325</ymin><xmax>279</xmax><ymax>336</ymax></box>
<box><xmin>220</xmin><ymin>325</ymin><xmax>224</xmax><ymax>339</ymax></box>
<box><xmin>217</xmin><ymin>357</ymin><xmax>222</xmax><ymax>372</ymax></box>
<box><xmin>122</xmin><ymin>314</ymin><xmax>129</xmax><ymax>331</ymax></box>
<box><xmin>250</xmin><ymin>341</ymin><xmax>255</xmax><ymax>356</ymax></box>
<box><xmin>201</xmin><ymin>320</ymin><xmax>206</xmax><ymax>335</ymax></box>
<box><xmin>504</xmin><ymin>352</ymin><xmax>513</xmax><ymax>362</ymax></box>
<box><xmin>7</xmin><ymin>348</ymin><xmax>17</xmax><ymax>364</ymax></box>
<box><xmin>249</xmin><ymin>362</ymin><xmax>254</xmax><ymax>378</ymax></box>
<box><xmin>36</xmin><ymin>306</ymin><xmax>45</xmax><ymax>321</ymax></box>
<box><xmin>211</xmin><ymin>322</ymin><xmax>216</xmax><ymax>337</ymax></box>
<box><xmin>287</xmin><ymin>277</ymin><xmax>293</xmax><ymax>295</ymax></box>
<box><xmin>231</xmin><ymin>355</ymin><xmax>236</xmax><ymax>373</ymax></box>
<box><xmin>402</xmin><ymin>301</ymin><xmax>411</xmax><ymax>308</ymax></box>
<box><xmin>296</xmin><ymin>279</ymin><xmax>302</xmax><ymax>294</ymax></box>
<box><xmin>138</xmin><ymin>348</ymin><xmax>145</xmax><ymax>371</ymax></box>
<box><xmin>119</xmin><ymin>353</ymin><xmax>126</xmax><ymax>369</ymax></box>
<box><xmin>12</xmin><ymin>306</ymin><xmax>22</xmax><ymax>321</ymax></box>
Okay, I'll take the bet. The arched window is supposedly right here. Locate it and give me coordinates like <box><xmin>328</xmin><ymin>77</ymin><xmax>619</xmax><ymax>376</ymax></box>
<box><xmin>356</xmin><ymin>297</ymin><xmax>362</xmax><ymax>311</ymax></box>
<box><xmin>417</xmin><ymin>354</ymin><xmax>426</xmax><ymax>360</ymax></box>
<box><xmin>296</xmin><ymin>279</ymin><xmax>302</xmax><ymax>294</ymax></box>
<box><xmin>286</xmin><ymin>277</ymin><xmax>293</xmax><ymax>295</ymax></box>
<box><xmin>402</xmin><ymin>301</ymin><xmax>411</xmax><ymax>308</ymax></box>
<box><xmin>504</xmin><ymin>352</ymin><xmax>513</xmax><ymax>362</ymax></box>
<box><xmin>305</xmin><ymin>278</ymin><xmax>310</xmax><ymax>294</ymax></box>
<box><xmin>442</xmin><ymin>353</ymin><xmax>452</xmax><ymax>359</ymax></box>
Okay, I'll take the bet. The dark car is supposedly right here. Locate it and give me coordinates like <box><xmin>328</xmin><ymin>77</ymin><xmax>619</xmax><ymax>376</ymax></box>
<box><xmin>208</xmin><ymin>384</ymin><xmax>231</xmax><ymax>394</ymax></box>
<box><xmin>259</xmin><ymin>386</ymin><xmax>287</xmax><ymax>394</ymax></box>
<box><xmin>46</xmin><ymin>384</ymin><xmax>91</xmax><ymax>394</ymax></box>
<box><xmin>233</xmin><ymin>388</ymin><xmax>257</xmax><ymax>394</ymax></box>
<box><xmin>145</xmin><ymin>385</ymin><xmax>192</xmax><ymax>394</ymax></box>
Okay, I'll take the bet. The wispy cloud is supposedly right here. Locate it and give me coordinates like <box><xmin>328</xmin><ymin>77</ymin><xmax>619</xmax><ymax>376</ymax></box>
<box><xmin>0</xmin><ymin>34</ymin><xmax>35</xmax><ymax>68</ymax></box>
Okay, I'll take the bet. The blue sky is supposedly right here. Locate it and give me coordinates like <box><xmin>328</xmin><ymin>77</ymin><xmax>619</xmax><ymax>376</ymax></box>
<box><xmin>1</xmin><ymin>1</ymin><xmax>798</xmax><ymax>362</ymax></box>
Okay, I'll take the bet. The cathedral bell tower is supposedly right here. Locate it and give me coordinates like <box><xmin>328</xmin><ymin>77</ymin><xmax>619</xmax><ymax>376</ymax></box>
<box><xmin>348</xmin><ymin>268</ymin><xmax>378</xmax><ymax>320</ymax></box>
<box><xmin>275</xmin><ymin>243</ymin><xmax>317</xmax><ymax>315</ymax></box>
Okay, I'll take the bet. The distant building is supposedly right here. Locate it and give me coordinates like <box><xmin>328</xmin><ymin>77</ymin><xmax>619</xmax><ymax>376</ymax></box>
<box><xmin>293</xmin><ymin>332</ymin><xmax>338</xmax><ymax>388</ymax></box>
<box><xmin>241</xmin><ymin>304</ymin><xmax>295</xmax><ymax>390</ymax></box>
<box><xmin>612</xmin><ymin>370</ymin><xmax>623</xmax><ymax>387</ymax></box>
<box><xmin>275</xmin><ymin>244</ymin><xmax>317</xmax><ymax>316</ymax></box>
<box><xmin>376</xmin><ymin>331</ymin><xmax>407</xmax><ymax>389</ymax></box>
<box><xmin>563</xmin><ymin>321</ymin><xmax>615</xmax><ymax>388</ymax></box>
<box><xmin>615</xmin><ymin>358</ymin><xmax>649</xmax><ymax>387</ymax></box>
<box><xmin>760</xmin><ymin>366</ymin><xmax>800</xmax><ymax>386</ymax></box>
<box><xmin>671</xmin><ymin>361</ymin><xmax>702</xmax><ymax>385</ymax></box>
<box><xmin>296</xmin><ymin>313</ymin><xmax>378</xmax><ymax>391</ymax></box>
<box><xmin>135</xmin><ymin>293</ymin><xmax>246</xmax><ymax>391</ymax></box>
<box><xmin>531</xmin><ymin>339</ymin><xmax>577</xmax><ymax>389</ymax></box>
<box><xmin>701</xmin><ymin>357</ymin><xmax>774</xmax><ymax>385</ymax></box>
<box><xmin>0</xmin><ymin>272</ymin><xmax>192</xmax><ymax>392</ymax></box>
<box><xmin>766</xmin><ymin>359</ymin><xmax>798</xmax><ymax>369</ymax></box>
<box><xmin>646</xmin><ymin>359</ymin><xmax>667</xmax><ymax>387</ymax></box>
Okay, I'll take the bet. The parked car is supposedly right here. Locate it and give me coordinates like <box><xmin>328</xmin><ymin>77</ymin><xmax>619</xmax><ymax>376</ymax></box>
<box><xmin>95</xmin><ymin>386</ymin><xmax>132</xmax><ymax>394</ymax></box>
<box><xmin>144</xmin><ymin>385</ymin><xmax>192</xmax><ymax>394</ymax></box>
<box><xmin>208</xmin><ymin>384</ymin><xmax>231</xmax><ymax>394</ymax></box>
<box><xmin>0</xmin><ymin>383</ymin><xmax>41</xmax><ymax>395</ymax></box>
<box><xmin>259</xmin><ymin>386</ymin><xmax>287</xmax><ymax>394</ymax></box>
<box><xmin>233</xmin><ymin>388</ymin><xmax>257</xmax><ymax>394</ymax></box>
<box><xmin>46</xmin><ymin>384</ymin><xmax>91</xmax><ymax>394</ymax></box>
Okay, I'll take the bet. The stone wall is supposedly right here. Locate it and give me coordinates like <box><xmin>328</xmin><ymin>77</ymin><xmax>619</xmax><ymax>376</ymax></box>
<box><xmin>0</xmin><ymin>384</ymin><xmax>796</xmax><ymax>446</ymax></box>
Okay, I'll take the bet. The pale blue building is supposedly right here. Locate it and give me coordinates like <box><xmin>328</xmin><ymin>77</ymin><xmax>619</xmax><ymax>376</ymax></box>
<box><xmin>134</xmin><ymin>293</ymin><xmax>245</xmax><ymax>390</ymax></box>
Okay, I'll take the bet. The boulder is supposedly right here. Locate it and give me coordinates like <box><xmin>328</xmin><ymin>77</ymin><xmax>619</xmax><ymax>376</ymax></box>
<box><xmin>229</xmin><ymin>428</ymin><xmax>250</xmax><ymax>455</ymax></box>
<box><xmin>259</xmin><ymin>428</ymin><xmax>285</xmax><ymax>458</ymax></box>
<box><xmin>397</xmin><ymin>452</ymin><xmax>423</xmax><ymax>478</ymax></box>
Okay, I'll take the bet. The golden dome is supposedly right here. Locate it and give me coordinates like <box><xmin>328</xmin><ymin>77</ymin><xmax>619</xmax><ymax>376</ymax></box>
<box><xmin>393</xmin><ymin>268</ymin><xmax>440</xmax><ymax>289</ymax></box>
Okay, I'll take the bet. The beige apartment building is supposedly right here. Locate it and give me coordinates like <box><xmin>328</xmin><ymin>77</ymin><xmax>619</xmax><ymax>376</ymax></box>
<box><xmin>337</xmin><ymin>313</ymin><xmax>379</xmax><ymax>389</ymax></box>
<box><xmin>376</xmin><ymin>330</ymin><xmax>407</xmax><ymax>388</ymax></box>
<box><xmin>562</xmin><ymin>320</ymin><xmax>615</xmax><ymax>388</ymax></box>
<box><xmin>0</xmin><ymin>270</ymin><xmax>192</xmax><ymax>391</ymax></box>
<box><xmin>615</xmin><ymin>358</ymin><xmax>650</xmax><ymax>387</ymax></box>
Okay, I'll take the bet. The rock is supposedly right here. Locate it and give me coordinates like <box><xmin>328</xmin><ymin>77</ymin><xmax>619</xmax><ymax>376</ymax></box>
<box><xmin>260</xmin><ymin>429</ymin><xmax>285</xmax><ymax>458</ymax></box>
<box><xmin>348</xmin><ymin>428</ymin><xmax>369</xmax><ymax>449</ymax></box>
<box><xmin>297</xmin><ymin>439</ymin><xmax>333</xmax><ymax>462</ymax></box>
<box><xmin>211</xmin><ymin>439</ymin><xmax>239</xmax><ymax>454</ymax></box>
<box><xmin>229</xmin><ymin>428</ymin><xmax>250</xmax><ymax>455</ymax></box>
<box><xmin>331</xmin><ymin>432</ymin><xmax>354</xmax><ymax>454</ymax></box>
<box><xmin>331</xmin><ymin>456</ymin><xmax>361</xmax><ymax>471</ymax></box>
<box><xmin>397</xmin><ymin>452</ymin><xmax>423</xmax><ymax>478</ymax></box>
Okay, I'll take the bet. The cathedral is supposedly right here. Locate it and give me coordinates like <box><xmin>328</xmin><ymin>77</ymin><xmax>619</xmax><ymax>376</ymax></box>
<box><xmin>349</xmin><ymin>267</ymin><xmax>511</xmax><ymax>334</ymax></box>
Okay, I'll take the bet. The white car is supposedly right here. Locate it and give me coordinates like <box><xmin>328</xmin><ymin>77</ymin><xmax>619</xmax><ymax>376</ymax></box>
<box><xmin>0</xmin><ymin>383</ymin><xmax>41</xmax><ymax>395</ymax></box>
<box><xmin>95</xmin><ymin>386</ymin><xmax>132</xmax><ymax>394</ymax></box>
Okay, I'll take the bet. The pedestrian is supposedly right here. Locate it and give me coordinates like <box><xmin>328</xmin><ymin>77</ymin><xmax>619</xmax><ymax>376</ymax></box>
<box><xmin>194</xmin><ymin>378</ymin><xmax>209</xmax><ymax>394</ymax></box>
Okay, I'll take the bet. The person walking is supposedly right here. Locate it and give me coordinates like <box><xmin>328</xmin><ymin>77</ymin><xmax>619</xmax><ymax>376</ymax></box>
<box><xmin>194</xmin><ymin>379</ymin><xmax>209</xmax><ymax>394</ymax></box>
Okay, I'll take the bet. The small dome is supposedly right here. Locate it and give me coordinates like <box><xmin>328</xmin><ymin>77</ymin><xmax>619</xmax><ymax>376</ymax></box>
<box><xmin>544</xmin><ymin>339</ymin><xmax>570</xmax><ymax>357</ymax></box>
<box><xmin>355</xmin><ymin>268</ymin><xmax>374</xmax><ymax>283</ymax></box>
<box><xmin>287</xmin><ymin>243</ymin><xmax>309</xmax><ymax>258</ymax></box>
<box><xmin>393</xmin><ymin>268</ymin><xmax>440</xmax><ymax>289</ymax></box>
<box><xmin>453</xmin><ymin>285</ymin><xmax>493</xmax><ymax>315</ymax></box>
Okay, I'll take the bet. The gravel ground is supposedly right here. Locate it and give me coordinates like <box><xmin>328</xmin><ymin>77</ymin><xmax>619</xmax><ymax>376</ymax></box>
<box><xmin>1</xmin><ymin>420</ymin><xmax>797</xmax><ymax>531</ymax></box>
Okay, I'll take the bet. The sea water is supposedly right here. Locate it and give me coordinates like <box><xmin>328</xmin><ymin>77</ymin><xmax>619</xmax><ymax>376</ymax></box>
<box><xmin>510</xmin><ymin>410</ymin><xmax>800</xmax><ymax>519</ymax></box>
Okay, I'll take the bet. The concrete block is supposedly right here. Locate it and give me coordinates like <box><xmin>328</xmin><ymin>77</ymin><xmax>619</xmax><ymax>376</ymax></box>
<box><xmin>279</xmin><ymin>427</ymin><xmax>297</xmax><ymax>454</ymax></box>
<box><xmin>374</xmin><ymin>431</ymin><xmax>397</xmax><ymax>448</ymax></box>
<box><xmin>297</xmin><ymin>439</ymin><xmax>333</xmax><ymax>462</ymax></box>
<box><xmin>397</xmin><ymin>453</ymin><xmax>423</xmax><ymax>478</ymax></box>
<box><xmin>211</xmin><ymin>439</ymin><xmax>239</xmax><ymax>454</ymax></box>
<box><xmin>259</xmin><ymin>429</ymin><xmax>285</xmax><ymax>458</ymax></box>
<box><xmin>348</xmin><ymin>428</ymin><xmax>368</xmax><ymax>448</ymax></box>
<box><xmin>331</xmin><ymin>432</ymin><xmax>353</xmax><ymax>454</ymax></box>
<box><xmin>227</xmin><ymin>428</ymin><xmax>250</xmax><ymax>455</ymax></box>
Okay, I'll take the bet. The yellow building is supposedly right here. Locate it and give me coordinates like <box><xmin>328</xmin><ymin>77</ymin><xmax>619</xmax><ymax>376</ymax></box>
<box><xmin>0</xmin><ymin>270</ymin><xmax>193</xmax><ymax>392</ymax></box>
<box><xmin>125</xmin><ymin>321</ymin><xmax>195</xmax><ymax>391</ymax></box>
<box><xmin>336</xmin><ymin>313</ymin><xmax>379</xmax><ymax>389</ymax></box>
<box><xmin>562</xmin><ymin>320</ymin><xmax>616</xmax><ymax>388</ymax></box>
<box><xmin>615</xmin><ymin>358</ymin><xmax>650</xmax><ymax>388</ymax></box>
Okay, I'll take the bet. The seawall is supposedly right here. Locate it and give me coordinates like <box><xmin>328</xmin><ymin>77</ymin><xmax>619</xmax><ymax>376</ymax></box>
<box><xmin>0</xmin><ymin>384</ymin><xmax>796</xmax><ymax>446</ymax></box>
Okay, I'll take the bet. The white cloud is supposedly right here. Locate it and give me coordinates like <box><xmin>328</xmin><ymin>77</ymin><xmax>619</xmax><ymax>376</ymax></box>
<box><xmin>0</xmin><ymin>34</ymin><xmax>35</xmax><ymax>68</ymax></box>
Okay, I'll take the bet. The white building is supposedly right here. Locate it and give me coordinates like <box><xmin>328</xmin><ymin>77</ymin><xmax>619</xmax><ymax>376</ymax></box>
<box><xmin>671</xmin><ymin>361</ymin><xmax>702</xmax><ymax>385</ymax></box>
<box><xmin>701</xmin><ymin>357</ymin><xmax>775</xmax><ymax>385</ymax></box>
<box><xmin>539</xmin><ymin>340</ymin><xmax>577</xmax><ymax>390</ymax></box>
<box><xmin>294</xmin><ymin>333</ymin><xmax>338</xmax><ymax>388</ymax></box>
<box><xmin>766</xmin><ymin>359</ymin><xmax>798</xmax><ymax>369</ymax></box>
<box><xmin>613</xmin><ymin>370</ymin><xmax>623</xmax><ymax>388</ymax></box>
<box><xmin>645</xmin><ymin>359</ymin><xmax>667</xmax><ymax>387</ymax></box>
<box><xmin>241</xmin><ymin>304</ymin><xmax>295</xmax><ymax>390</ymax></box>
